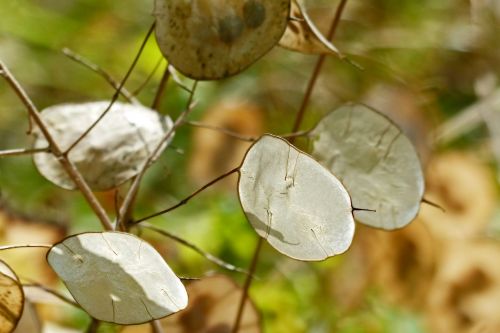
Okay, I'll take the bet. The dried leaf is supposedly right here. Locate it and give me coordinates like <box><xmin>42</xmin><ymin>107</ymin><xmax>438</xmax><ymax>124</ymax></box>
<box><xmin>154</xmin><ymin>0</ymin><xmax>290</xmax><ymax>80</ymax></box>
<box><xmin>0</xmin><ymin>260</ymin><xmax>24</xmax><ymax>333</ymax></box>
<box><xmin>46</xmin><ymin>232</ymin><xmax>187</xmax><ymax>325</ymax></box>
<box><xmin>419</xmin><ymin>152</ymin><xmax>497</xmax><ymax>240</ymax></box>
<box><xmin>311</xmin><ymin>103</ymin><xmax>425</xmax><ymax>230</ymax></box>
<box><xmin>160</xmin><ymin>275</ymin><xmax>261</xmax><ymax>333</ymax></box>
<box><xmin>238</xmin><ymin>135</ymin><xmax>355</xmax><ymax>261</ymax></box>
<box><xmin>33</xmin><ymin>102</ymin><xmax>173</xmax><ymax>191</ymax></box>
<box><xmin>427</xmin><ymin>241</ymin><xmax>500</xmax><ymax>333</ymax></box>
<box><xmin>279</xmin><ymin>0</ymin><xmax>341</xmax><ymax>55</ymax></box>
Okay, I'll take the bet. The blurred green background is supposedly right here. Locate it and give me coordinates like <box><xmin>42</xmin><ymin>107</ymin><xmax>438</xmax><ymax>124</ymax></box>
<box><xmin>1</xmin><ymin>0</ymin><xmax>500</xmax><ymax>332</ymax></box>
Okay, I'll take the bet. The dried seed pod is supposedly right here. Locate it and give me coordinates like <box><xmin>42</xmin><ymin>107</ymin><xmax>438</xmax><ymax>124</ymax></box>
<box><xmin>238</xmin><ymin>135</ymin><xmax>355</xmax><ymax>261</ymax></box>
<box><xmin>154</xmin><ymin>0</ymin><xmax>290</xmax><ymax>80</ymax></box>
<box><xmin>0</xmin><ymin>261</ymin><xmax>24</xmax><ymax>333</ymax></box>
<box><xmin>311</xmin><ymin>103</ymin><xmax>425</xmax><ymax>230</ymax></box>
<box><xmin>33</xmin><ymin>101</ymin><xmax>173</xmax><ymax>191</ymax></box>
<box><xmin>47</xmin><ymin>232</ymin><xmax>187</xmax><ymax>325</ymax></box>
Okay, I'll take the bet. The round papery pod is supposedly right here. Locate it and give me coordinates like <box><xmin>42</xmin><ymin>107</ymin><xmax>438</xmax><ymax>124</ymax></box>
<box><xmin>0</xmin><ymin>260</ymin><xmax>24</xmax><ymax>333</ymax></box>
<box><xmin>153</xmin><ymin>0</ymin><xmax>290</xmax><ymax>80</ymax></box>
<box><xmin>419</xmin><ymin>152</ymin><xmax>497</xmax><ymax>240</ymax></box>
<box><xmin>32</xmin><ymin>101</ymin><xmax>174</xmax><ymax>191</ymax></box>
<box><xmin>238</xmin><ymin>134</ymin><xmax>355</xmax><ymax>261</ymax></box>
<box><xmin>160</xmin><ymin>275</ymin><xmax>261</xmax><ymax>333</ymax></box>
<box><xmin>426</xmin><ymin>241</ymin><xmax>500</xmax><ymax>333</ymax></box>
<box><xmin>311</xmin><ymin>103</ymin><xmax>425</xmax><ymax>230</ymax></box>
<box><xmin>46</xmin><ymin>232</ymin><xmax>188</xmax><ymax>325</ymax></box>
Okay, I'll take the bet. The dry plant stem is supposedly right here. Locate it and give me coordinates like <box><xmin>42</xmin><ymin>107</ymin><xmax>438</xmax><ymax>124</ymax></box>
<box><xmin>183</xmin><ymin>121</ymin><xmax>312</xmax><ymax>143</ymax></box>
<box><xmin>22</xmin><ymin>282</ymin><xmax>81</xmax><ymax>308</ymax></box>
<box><xmin>422</xmin><ymin>198</ymin><xmax>446</xmax><ymax>212</ymax></box>
<box><xmin>133</xmin><ymin>166</ymin><xmax>239</xmax><ymax>224</ymax></box>
<box><xmin>118</xmin><ymin>81</ymin><xmax>199</xmax><ymax>227</ymax></box>
<box><xmin>62</xmin><ymin>48</ymin><xmax>139</xmax><ymax>105</ymax></box>
<box><xmin>151</xmin><ymin>319</ymin><xmax>165</xmax><ymax>333</ymax></box>
<box><xmin>119</xmin><ymin>67</ymin><xmax>172</xmax><ymax>229</ymax></box>
<box><xmin>132</xmin><ymin>57</ymin><xmax>163</xmax><ymax>96</ymax></box>
<box><xmin>231</xmin><ymin>237</ymin><xmax>263</xmax><ymax>333</ymax></box>
<box><xmin>0</xmin><ymin>147</ymin><xmax>50</xmax><ymax>158</ymax></box>
<box><xmin>65</xmin><ymin>22</ymin><xmax>156</xmax><ymax>154</ymax></box>
<box><xmin>139</xmin><ymin>222</ymin><xmax>248</xmax><ymax>274</ymax></box>
<box><xmin>183</xmin><ymin>120</ymin><xmax>256</xmax><ymax>142</ymax></box>
<box><xmin>233</xmin><ymin>2</ymin><xmax>350</xmax><ymax>331</ymax></box>
<box><xmin>151</xmin><ymin>66</ymin><xmax>170</xmax><ymax>111</ymax></box>
<box><xmin>0</xmin><ymin>61</ymin><xmax>113</xmax><ymax>230</ymax></box>
<box><xmin>0</xmin><ymin>244</ymin><xmax>52</xmax><ymax>251</ymax></box>
<box><xmin>168</xmin><ymin>65</ymin><xmax>193</xmax><ymax>93</ymax></box>
<box><xmin>86</xmin><ymin>319</ymin><xmax>99</xmax><ymax>333</ymax></box>
<box><xmin>291</xmin><ymin>0</ymin><xmax>349</xmax><ymax>134</ymax></box>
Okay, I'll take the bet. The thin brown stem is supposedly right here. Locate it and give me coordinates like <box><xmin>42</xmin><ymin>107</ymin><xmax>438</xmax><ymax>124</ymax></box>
<box><xmin>86</xmin><ymin>319</ymin><xmax>99</xmax><ymax>333</ymax></box>
<box><xmin>133</xmin><ymin>166</ymin><xmax>239</xmax><ymax>224</ymax></box>
<box><xmin>65</xmin><ymin>22</ymin><xmax>156</xmax><ymax>154</ymax></box>
<box><xmin>62</xmin><ymin>48</ymin><xmax>139</xmax><ymax>105</ymax></box>
<box><xmin>0</xmin><ymin>61</ymin><xmax>113</xmax><ymax>230</ymax></box>
<box><xmin>22</xmin><ymin>282</ymin><xmax>81</xmax><ymax>309</ymax></box>
<box><xmin>0</xmin><ymin>244</ymin><xmax>52</xmax><ymax>251</ymax></box>
<box><xmin>0</xmin><ymin>147</ymin><xmax>50</xmax><ymax>158</ymax></box>
<box><xmin>139</xmin><ymin>223</ymin><xmax>248</xmax><ymax>274</ymax></box>
<box><xmin>118</xmin><ymin>81</ymin><xmax>199</xmax><ymax>227</ymax></box>
<box><xmin>183</xmin><ymin>121</ymin><xmax>256</xmax><ymax>142</ymax></box>
<box><xmin>183</xmin><ymin>121</ymin><xmax>312</xmax><ymax>143</ymax></box>
<box><xmin>168</xmin><ymin>65</ymin><xmax>193</xmax><ymax>93</ymax></box>
<box><xmin>233</xmin><ymin>2</ymin><xmax>350</xmax><ymax>332</ymax></box>
<box><xmin>151</xmin><ymin>66</ymin><xmax>170</xmax><ymax>111</ymax></box>
<box><xmin>151</xmin><ymin>320</ymin><xmax>165</xmax><ymax>333</ymax></box>
<box><xmin>132</xmin><ymin>57</ymin><xmax>163</xmax><ymax>96</ymax></box>
<box><xmin>291</xmin><ymin>0</ymin><xmax>349</xmax><ymax>135</ymax></box>
<box><xmin>232</xmin><ymin>237</ymin><xmax>263</xmax><ymax>333</ymax></box>
<box><xmin>422</xmin><ymin>198</ymin><xmax>446</xmax><ymax>212</ymax></box>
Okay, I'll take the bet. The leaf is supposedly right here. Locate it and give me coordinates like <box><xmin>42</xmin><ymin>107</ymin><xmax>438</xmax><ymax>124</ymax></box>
<box><xmin>46</xmin><ymin>232</ymin><xmax>188</xmax><ymax>325</ymax></box>
<box><xmin>238</xmin><ymin>135</ymin><xmax>355</xmax><ymax>261</ymax></box>
<box><xmin>160</xmin><ymin>275</ymin><xmax>261</xmax><ymax>333</ymax></box>
<box><xmin>154</xmin><ymin>0</ymin><xmax>290</xmax><ymax>80</ymax></box>
<box><xmin>278</xmin><ymin>0</ymin><xmax>341</xmax><ymax>55</ymax></box>
<box><xmin>33</xmin><ymin>101</ymin><xmax>174</xmax><ymax>191</ymax></box>
<box><xmin>0</xmin><ymin>260</ymin><xmax>24</xmax><ymax>333</ymax></box>
<box><xmin>311</xmin><ymin>103</ymin><xmax>425</xmax><ymax>230</ymax></box>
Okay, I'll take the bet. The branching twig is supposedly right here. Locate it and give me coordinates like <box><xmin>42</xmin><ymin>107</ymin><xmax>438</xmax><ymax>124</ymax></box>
<box><xmin>138</xmin><ymin>223</ymin><xmax>248</xmax><ymax>274</ymax></box>
<box><xmin>291</xmin><ymin>0</ymin><xmax>349</xmax><ymax>134</ymax></box>
<box><xmin>0</xmin><ymin>61</ymin><xmax>113</xmax><ymax>230</ymax></box>
<box><xmin>118</xmin><ymin>81</ymin><xmax>199</xmax><ymax>227</ymax></box>
<box><xmin>62</xmin><ymin>48</ymin><xmax>140</xmax><ymax>105</ymax></box>
<box><xmin>64</xmin><ymin>22</ymin><xmax>156</xmax><ymax>154</ymax></box>
<box><xmin>133</xmin><ymin>166</ymin><xmax>239</xmax><ymax>224</ymax></box>
<box><xmin>0</xmin><ymin>147</ymin><xmax>50</xmax><ymax>158</ymax></box>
